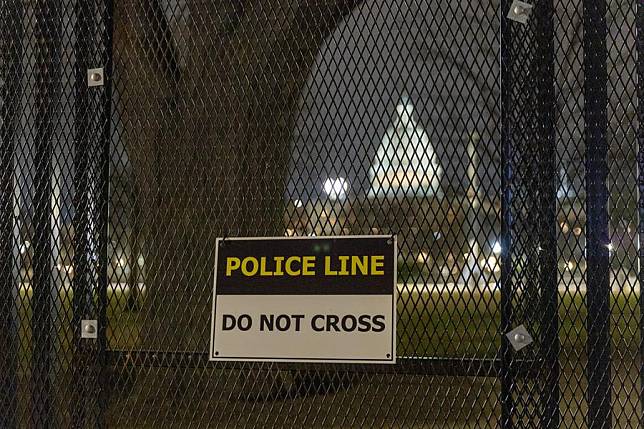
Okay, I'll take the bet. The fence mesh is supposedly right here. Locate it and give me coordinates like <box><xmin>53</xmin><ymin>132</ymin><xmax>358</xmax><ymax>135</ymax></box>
<box><xmin>0</xmin><ymin>0</ymin><xmax>641</xmax><ymax>428</ymax></box>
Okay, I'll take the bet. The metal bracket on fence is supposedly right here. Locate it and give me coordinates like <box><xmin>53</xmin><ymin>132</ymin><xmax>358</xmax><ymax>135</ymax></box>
<box><xmin>507</xmin><ymin>1</ymin><xmax>533</xmax><ymax>24</ymax></box>
<box><xmin>87</xmin><ymin>68</ymin><xmax>104</xmax><ymax>87</ymax></box>
<box><xmin>81</xmin><ymin>320</ymin><xmax>98</xmax><ymax>339</ymax></box>
<box><xmin>506</xmin><ymin>324</ymin><xmax>533</xmax><ymax>351</ymax></box>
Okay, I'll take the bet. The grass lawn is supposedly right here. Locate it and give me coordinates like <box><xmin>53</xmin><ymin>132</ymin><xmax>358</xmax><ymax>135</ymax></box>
<box><xmin>13</xmin><ymin>280</ymin><xmax>639</xmax><ymax>362</ymax></box>
<box><xmin>10</xmin><ymin>280</ymin><xmax>641</xmax><ymax>427</ymax></box>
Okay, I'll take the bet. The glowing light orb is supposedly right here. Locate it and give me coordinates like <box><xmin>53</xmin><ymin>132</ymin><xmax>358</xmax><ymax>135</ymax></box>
<box><xmin>323</xmin><ymin>177</ymin><xmax>348</xmax><ymax>200</ymax></box>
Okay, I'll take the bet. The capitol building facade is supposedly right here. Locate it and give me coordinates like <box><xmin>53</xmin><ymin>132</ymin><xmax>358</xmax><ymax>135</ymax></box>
<box><xmin>285</xmin><ymin>96</ymin><xmax>500</xmax><ymax>285</ymax></box>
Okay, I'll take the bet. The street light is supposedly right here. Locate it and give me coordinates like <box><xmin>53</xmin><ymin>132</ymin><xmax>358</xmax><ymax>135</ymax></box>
<box><xmin>323</xmin><ymin>177</ymin><xmax>348</xmax><ymax>200</ymax></box>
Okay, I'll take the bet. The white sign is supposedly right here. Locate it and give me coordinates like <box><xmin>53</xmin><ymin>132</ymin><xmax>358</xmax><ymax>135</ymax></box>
<box><xmin>209</xmin><ymin>236</ymin><xmax>397</xmax><ymax>363</ymax></box>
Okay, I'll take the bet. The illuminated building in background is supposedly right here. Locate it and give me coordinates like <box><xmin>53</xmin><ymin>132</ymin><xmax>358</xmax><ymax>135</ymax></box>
<box><xmin>368</xmin><ymin>96</ymin><xmax>442</xmax><ymax>198</ymax></box>
<box><xmin>557</xmin><ymin>167</ymin><xmax>576</xmax><ymax>200</ymax></box>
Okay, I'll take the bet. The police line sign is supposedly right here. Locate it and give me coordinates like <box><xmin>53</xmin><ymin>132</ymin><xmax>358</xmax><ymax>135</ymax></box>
<box><xmin>209</xmin><ymin>236</ymin><xmax>396</xmax><ymax>363</ymax></box>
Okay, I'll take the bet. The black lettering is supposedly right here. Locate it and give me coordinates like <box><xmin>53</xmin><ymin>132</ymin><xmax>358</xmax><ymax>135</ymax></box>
<box><xmin>222</xmin><ymin>314</ymin><xmax>236</xmax><ymax>331</ymax></box>
<box><xmin>260</xmin><ymin>314</ymin><xmax>274</xmax><ymax>331</ymax></box>
<box><xmin>341</xmin><ymin>315</ymin><xmax>357</xmax><ymax>332</ymax></box>
<box><xmin>372</xmin><ymin>315</ymin><xmax>385</xmax><ymax>332</ymax></box>
<box><xmin>276</xmin><ymin>315</ymin><xmax>291</xmax><ymax>331</ymax></box>
<box><xmin>358</xmin><ymin>315</ymin><xmax>372</xmax><ymax>332</ymax></box>
<box><xmin>237</xmin><ymin>314</ymin><xmax>252</xmax><ymax>331</ymax></box>
<box><xmin>312</xmin><ymin>315</ymin><xmax>325</xmax><ymax>331</ymax></box>
<box><xmin>292</xmin><ymin>314</ymin><xmax>305</xmax><ymax>331</ymax></box>
<box><xmin>326</xmin><ymin>315</ymin><xmax>340</xmax><ymax>332</ymax></box>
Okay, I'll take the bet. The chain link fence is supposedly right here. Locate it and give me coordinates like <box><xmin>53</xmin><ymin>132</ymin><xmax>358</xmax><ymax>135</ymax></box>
<box><xmin>0</xmin><ymin>0</ymin><xmax>641</xmax><ymax>427</ymax></box>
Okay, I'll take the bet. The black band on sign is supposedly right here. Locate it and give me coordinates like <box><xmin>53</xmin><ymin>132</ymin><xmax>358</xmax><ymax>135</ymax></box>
<box><xmin>215</xmin><ymin>237</ymin><xmax>395</xmax><ymax>296</ymax></box>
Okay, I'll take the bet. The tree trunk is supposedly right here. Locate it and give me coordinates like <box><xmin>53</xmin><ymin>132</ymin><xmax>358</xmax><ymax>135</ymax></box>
<box><xmin>113</xmin><ymin>0</ymin><xmax>363</xmax><ymax>350</ymax></box>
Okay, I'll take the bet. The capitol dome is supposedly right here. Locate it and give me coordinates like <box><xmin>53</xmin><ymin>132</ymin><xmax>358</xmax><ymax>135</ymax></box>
<box><xmin>368</xmin><ymin>96</ymin><xmax>443</xmax><ymax>198</ymax></box>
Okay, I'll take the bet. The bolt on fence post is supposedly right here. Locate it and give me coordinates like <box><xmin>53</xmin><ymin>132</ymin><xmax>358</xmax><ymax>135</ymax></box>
<box><xmin>583</xmin><ymin>0</ymin><xmax>612</xmax><ymax>428</ymax></box>
<box><xmin>533</xmin><ymin>0</ymin><xmax>560</xmax><ymax>427</ymax></box>
<box><xmin>500</xmin><ymin>1</ymin><xmax>515</xmax><ymax>427</ymax></box>
<box><xmin>0</xmin><ymin>1</ymin><xmax>23</xmax><ymax>427</ymax></box>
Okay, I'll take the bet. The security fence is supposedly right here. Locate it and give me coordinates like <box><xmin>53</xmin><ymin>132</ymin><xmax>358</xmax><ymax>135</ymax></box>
<box><xmin>0</xmin><ymin>0</ymin><xmax>641</xmax><ymax>427</ymax></box>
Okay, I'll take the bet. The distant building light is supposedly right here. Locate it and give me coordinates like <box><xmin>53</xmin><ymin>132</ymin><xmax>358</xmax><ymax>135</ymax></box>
<box><xmin>492</xmin><ymin>257</ymin><xmax>500</xmax><ymax>273</ymax></box>
<box><xmin>56</xmin><ymin>264</ymin><xmax>74</xmax><ymax>274</ymax></box>
<box><xmin>19</xmin><ymin>241</ymin><xmax>31</xmax><ymax>255</ymax></box>
<box><xmin>323</xmin><ymin>177</ymin><xmax>348</xmax><ymax>200</ymax></box>
<box><xmin>482</xmin><ymin>255</ymin><xmax>500</xmax><ymax>273</ymax></box>
<box><xmin>293</xmin><ymin>199</ymin><xmax>304</xmax><ymax>208</ymax></box>
<box><xmin>416</xmin><ymin>251</ymin><xmax>430</xmax><ymax>264</ymax></box>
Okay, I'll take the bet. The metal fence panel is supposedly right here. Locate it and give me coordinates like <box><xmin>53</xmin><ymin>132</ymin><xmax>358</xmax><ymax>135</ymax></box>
<box><xmin>0</xmin><ymin>0</ymin><xmax>640</xmax><ymax>427</ymax></box>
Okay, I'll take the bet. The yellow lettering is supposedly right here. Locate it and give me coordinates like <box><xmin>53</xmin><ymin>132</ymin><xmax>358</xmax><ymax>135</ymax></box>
<box><xmin>228</xmin><ymin>255</ymin><xmax>383</xmax><ymax>277</ymax></box>
<box><xmin>259</xmin><ymin>257</ymin><xmax>273</xmax><ymax>276</ymax></box>
<box><xmin>338</xmin><ymin>256</ymin><xmax>350</xmax><ymax>275</ymax></box>
<box><xmin>273</xmin><ymin>256</ymin><xmax>284</xmax><ymax>276</ymax></box>
<box><xmin>324</xmin><ymin>256</ymin><xmax>337</xmax><ymax>275</ymax></box>
<box><xmin>241</xmin><ymin>257</ymin><xmax>259</xmax><ymax>276</ymax></box>
<box><xmin>285</xmin><ymin>256</ymin><xmax>301</xmax><ymax>276</ymax></box>
<box><xmin>351</xmin><ymin>256</ymin><xmax>368</xmax><ymax>275</ymax></box>
<box><xmin>371</xmin><ymin>255</ymin><xmax>385</xmax><ymax>275</ymax></box>
<box><xmin>226</xmin><ymin>257</ymin><xmax>241</xmax><ymax>276</ymax></box>
<box><xmin>302</xmin><ymin>256</ymin><xmax>316</xmax><ymax>276</ymax></box>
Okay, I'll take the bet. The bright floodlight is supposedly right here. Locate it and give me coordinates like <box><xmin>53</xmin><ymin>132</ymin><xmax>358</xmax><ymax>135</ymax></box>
<box><xmin>323</xmin><ymin>177</ymin><xmax>348</xmax><ymax>200</ymax></box>
<box><xmin>492</xmin><ymin>241</ymin><xmax>502</xmax><ymax>255</ymax></box>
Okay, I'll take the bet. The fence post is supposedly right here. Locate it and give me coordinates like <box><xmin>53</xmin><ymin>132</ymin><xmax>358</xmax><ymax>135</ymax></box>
<box><xmin>31</xmin><ymin>1</ymin><xmax>62</xmax><ymax>426</ymax></box>
<box><xmin>500</xmin><ymin>1</ymin><xmax>515</xmax><ymax>427</ymax></box>
<box><xmin>583</xmin><ymin>0</ymin><xmax>612</xmax><ymax>428</ymax></box>
<box><xmin>97</xmin><ymin>0</ymin><xmax>116</xmax><ymax>426</ymax></box>
<box><xmin>70</xmin><ymin>0</ymin><xmax>92</xmax><ymax>425</ymax></box>
<box><xmin>534</xmin><ymin>0</ymin><xmax>560</xmax><ymax>427</ymax></box>
<box><xmin>636</xmin><ymin>0</ymin><xmax>644</xmax><ymax>420</ymax></box>
<box><xmin>0</xmin><ymin>2</ymin><xmax>23</xmax><ymax>427</ymax></box>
